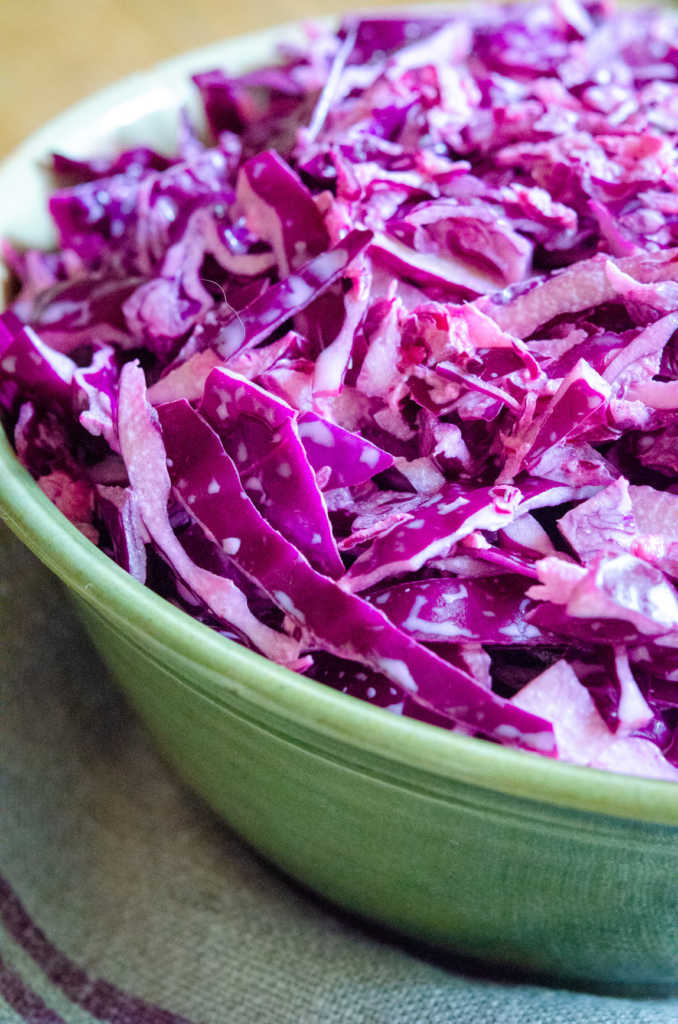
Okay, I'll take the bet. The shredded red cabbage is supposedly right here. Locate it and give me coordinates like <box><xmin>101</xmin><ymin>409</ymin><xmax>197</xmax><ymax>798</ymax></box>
<box><xmin>5</xmin><ymin>0</ymin><xmax>678</xmax><ymax>776</ymax></box>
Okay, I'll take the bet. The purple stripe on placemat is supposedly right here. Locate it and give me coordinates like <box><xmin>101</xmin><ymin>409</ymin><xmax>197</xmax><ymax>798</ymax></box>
<box><xmin>0</xmin><ymin>876</ymin><xmax>196</xmax><ymax>1024</ymax></box>
<box><xmin>0</xmin><ymin>951</ymin><xmax>67</xmax><ymax>1024</ymax></box>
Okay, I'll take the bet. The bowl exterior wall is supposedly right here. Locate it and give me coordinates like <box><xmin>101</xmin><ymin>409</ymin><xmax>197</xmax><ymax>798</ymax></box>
<box><xmin>2</xmin><ymin>15</ymin><xmax>678</xmax><ymax>992</ymax></box>
<box><xmin>72</xmin><ymin>591</ymin><xmax>678</xmax><ymax>989</ymax></box>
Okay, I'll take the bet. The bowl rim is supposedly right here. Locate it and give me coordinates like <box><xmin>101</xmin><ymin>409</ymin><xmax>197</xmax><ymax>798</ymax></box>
<box><xmin>2</xmin><ymin>15</ymin><xmax>678</xmax><ymax>828</ymax></box>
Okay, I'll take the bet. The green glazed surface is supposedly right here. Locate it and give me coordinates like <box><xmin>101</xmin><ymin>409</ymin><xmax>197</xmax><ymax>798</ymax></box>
<box><xmin>1</xmin><ymin>20</ymin><xmax>678</xmax><ymax>989</ymax></box>
<box><xmin>3</xmin><ymin>395</ymin><xmax>678</xmax><ymax>992</ymax></box>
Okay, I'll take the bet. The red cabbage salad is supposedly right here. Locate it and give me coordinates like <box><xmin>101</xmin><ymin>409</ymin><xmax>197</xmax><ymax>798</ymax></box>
<box><xmin>5</xmin><ymin>0</ymin><xmax>678</xmax><ymax>778</ymax></box>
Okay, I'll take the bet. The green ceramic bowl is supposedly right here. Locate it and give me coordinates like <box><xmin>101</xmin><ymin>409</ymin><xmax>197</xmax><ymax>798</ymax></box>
<box><xmin>2</xmin><ymin>18</ymin><xmax>678</xmax><ymax>993</ymax></box>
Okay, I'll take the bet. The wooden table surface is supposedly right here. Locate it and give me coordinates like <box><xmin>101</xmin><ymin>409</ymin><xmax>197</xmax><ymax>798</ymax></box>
<box><xmin>0</xmin><ymin>0</ymin><xmax>395</xmax><ymax>157</ymax></box>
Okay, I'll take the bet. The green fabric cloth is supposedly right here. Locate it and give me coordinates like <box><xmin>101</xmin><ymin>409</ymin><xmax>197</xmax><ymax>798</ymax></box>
<box><xmin>1</xmin><ymin>523</ymin><xmax>677</xmax><ymax>1024</ymax></box>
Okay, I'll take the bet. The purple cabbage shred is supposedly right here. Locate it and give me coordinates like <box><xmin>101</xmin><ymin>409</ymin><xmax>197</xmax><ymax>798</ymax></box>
<box><xmin>5</xmin><ymin>0</ymin><xmax>678</xmax><ymax>777</ymax></box>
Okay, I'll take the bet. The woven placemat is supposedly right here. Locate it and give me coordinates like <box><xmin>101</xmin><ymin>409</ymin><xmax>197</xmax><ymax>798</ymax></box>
<box><xmin>1</xmin><ymin>524</ymin><xmax>676</xmax><ymax>1024</ymax></box>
